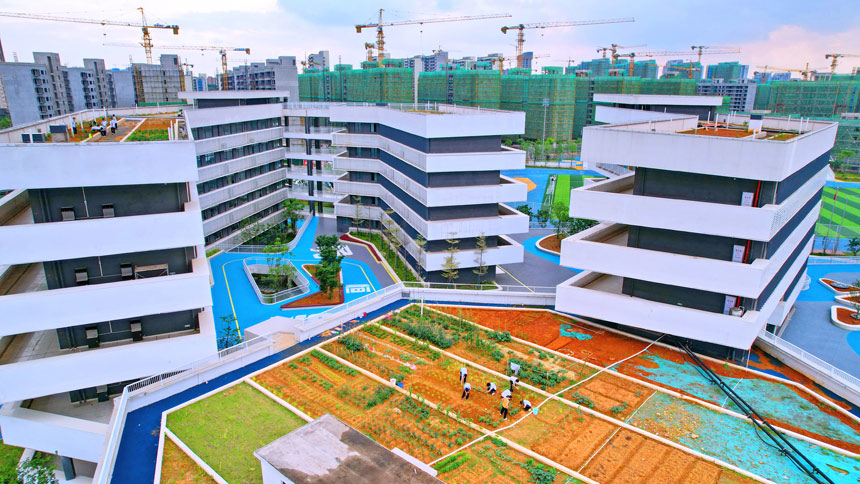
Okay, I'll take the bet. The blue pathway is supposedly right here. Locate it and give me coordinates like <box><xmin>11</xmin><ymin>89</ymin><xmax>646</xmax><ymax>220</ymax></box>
<box><xmin>522</xmin><ymin>234</ymin><xmax>579</xmax><ymax>272</ymax></box>
<box><xmin>209</xmin><ymin>217</ymin><xmax>382</xmax><ymax>335</ymax></box>
<box><xmin>110</xmin><ymin>300</ymin><xmax>410</xmax><ymax>484</ymax></box>
<box><xmin>501</xmin><ymin>167</ymin><xmax>603</xmax><ymax>208</ymax></box>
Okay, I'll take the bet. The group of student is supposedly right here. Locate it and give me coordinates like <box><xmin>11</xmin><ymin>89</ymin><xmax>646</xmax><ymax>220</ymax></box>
<box><xmin>72</xmin><ymin>116</ymin><xmax>119</xmax><ymax>137</ymax></box>
<box><xmin>459</xmin><ymin>363</ymin><xmax>532</xmax><ymax>421</ymax></box>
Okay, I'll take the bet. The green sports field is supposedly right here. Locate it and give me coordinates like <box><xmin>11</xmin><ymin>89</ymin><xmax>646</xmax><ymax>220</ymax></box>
<box><xmin>550</xmin><ymin>174</ymin><xmax>606</xmax><ymax>207</ymax></box>
<box><xmin>818</xmin><ymin>187</ymin><xmax>860</xmax><ymax>239</ymax></box>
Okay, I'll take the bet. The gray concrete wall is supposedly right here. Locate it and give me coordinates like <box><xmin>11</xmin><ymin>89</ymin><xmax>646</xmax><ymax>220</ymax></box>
<box><xmin>107</xmin><ymin>70</ymin><xmax>135</xmax><ymax>108</ymax></box>
<box><xmin>29</xmin><ymin>184</ymin><xmax>187</xmax><ymax>223</ymax></box>
<box><xmin>0</xmin><ymin>63</ymin><xmax>53</xmax><ymax>125</ymax></box>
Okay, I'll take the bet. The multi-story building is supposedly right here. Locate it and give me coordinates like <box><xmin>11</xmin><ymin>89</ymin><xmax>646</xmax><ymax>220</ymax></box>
<box><xmin>308</xmin><ymin>50</ymin><xmax>330</xmax><ymax>71</ymax></box>
<box><xmin>520</xmin><ymin>51</ymin><xmax>534</xmax><ymax>70</ymax></box>
<box><xmin>62</xmin><ymin>67</ymin><xmax>99</xmax><ymax>111</ymax></box>
<box><xmin>706</xmin><ymin>61</ymin><xmax>749</xmax><ymax>80</ymax></box>
<box><xmin>33</xmin><ymin>52</ymin><xmax>71</xmax><ymax>115</ymax></box>
<box><xmin>106</xmin><ymin>69</ymin><xmax>135</xmax><ymax>108</ymax></box>
<box><xmin>632</xmin><ymin>60</ymin><xmax>659</xmax><ymax>79</ymax></box>
<box><xmin>0</xmin><ymin>62</ymin><xmax>55</xmax><ymax>124</ymax></box>
<box><xmin>225</xmin><ymin>56</ymin><xmax>299</xmax><ymax>93</ymax></box>
<box><xmin>664</xmin><ymin>60</ymin><xmax>703</xmax><ymax>79</ymax></box>
<box><xmin>405</xmin><ymin>51</ymin><xmax>448</xmax><ymax>72</ymax></box>
<box><xmin>697</xmin><ymin>79</ymin><xmax>758</xmax><ymax>112</ymax></box>
<box><xmin>192</xmin><ymin>73</ymin><xmax>208</xmax><ymax>92</ymax></box>
<box><xmin>753</xmin><ymin>71</ymin><xmax>792</xmax><ymax>83</ymax></box>
<box><xmin>181</xmin><ymin>91</ymin><xmax>341</xmax><ymax>248</ymax></box>
<box><xmin>556</xmin><ymin>111</ymin><xmax>835</xmax><ymax>358</ymax></box>
<box><xmin>83</xmin><ymin>58</ymin><xmax>110</xmax><ymax>108</ymax></box>
<box><xmin>132</xmin><ymin>54</ymin><xmax>184</xmax><ymax>105</ymax></box>
<box><xmin>330</xmin><ymin>104</ymin><xmax>528</xmax><ymax>282</ymax></box>
<box><xmin>0</xmin><ymin>119</ymin><xmax>214</xmax><ymax>479</ymax></box>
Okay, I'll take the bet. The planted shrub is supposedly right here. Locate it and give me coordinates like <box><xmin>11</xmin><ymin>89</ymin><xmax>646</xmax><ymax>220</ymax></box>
<box><xmin>570</xmin><ymin>392</ymin><xmax>595</xmax><ymax>409</ymax></box>
<box><xmin>390</xmin><ymin>317</ymin><xmax>453</xmax><ymax>348</ymax></box>
<box><xmin>339</xmin><ymin>334</ymin><xmax>364</xmax><ymax>352</ymax></box>
<box><xmin>507</xmin><ymin>357</ymin><xmax>567</xmax><ymax>390</ymax></box>
<box><xmin>365</xmin><ymin>385</ymin><xmax>395</xmax><ymax>409</ymax></box>
<box><xmin>487</xmin><ymin>330</ymin><xmax>512</xmax><ymax>342</ymax></box>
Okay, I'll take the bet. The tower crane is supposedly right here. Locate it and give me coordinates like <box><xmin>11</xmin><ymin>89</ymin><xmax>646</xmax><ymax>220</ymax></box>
<box><xmin>691</xmin><ymin>45</ymin><xmax>739</xmax><ymax>64</ymax></box>
<box><xmin>104</xmin><ymin>43</ymin><xmax>249</xmax><ymax>90</ymax></box>
<box><xmin>0</xmin><ymin>8</ymin><xmax>178</xmax><ymax>64</ymax></box>
<box><xmin>356</xmin><ymin>10</ymin><xmax>511</xmax><ymax>67</ymax></box>
<box><xmin>825</xmin><ymin>53</ymin><xmax>860</xmax><ymax>73</ymax></box>
<box><xmin>597</xmin><ymin>44</ymin><xmax>645</xmax><ymax>59</ymax></box>
<box><xmin>756</xmin><ymin>64</ymin><xmax>823</xmax><ymax>81</ymax></box>
<box><xmin>502</xmin><ymin>18</ymin><xmax>635</xmax><ymax>68</ymax></box>
<box><xmin>364</xmin><ymin>42</ymin><xmax>376</xmax><ymax>63</ymax></box>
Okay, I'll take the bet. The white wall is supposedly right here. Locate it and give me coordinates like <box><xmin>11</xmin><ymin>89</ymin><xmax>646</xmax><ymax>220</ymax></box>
<box><xmin>0</xmin><ymin>405</ymin><xmax>107</xmax><ymax>462</ymax></box>
<box><xmin>328</xmin><ymin>105</ymin><xmax>525</xmax><ymax>139</ymax></box>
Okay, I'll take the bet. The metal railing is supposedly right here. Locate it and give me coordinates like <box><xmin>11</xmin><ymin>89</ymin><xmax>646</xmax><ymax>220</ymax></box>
<box><xmin>242</xmin><ymin>257</ymin><xmax>310</xmax><ymax>305</ymax></box>
<box><xmin>757</xmin><ymin>330</ymin><xmax>860</xmax><ymax>391</ymax></box>
<box><xmin>402</xmin><ymin>281</ymin><xmax>557</xmax><ymax>294</ymax></box>
<box><xmin>808</xmin><ymin>255</ymin><xmax>860</xmax><ymax>265</ymax></box>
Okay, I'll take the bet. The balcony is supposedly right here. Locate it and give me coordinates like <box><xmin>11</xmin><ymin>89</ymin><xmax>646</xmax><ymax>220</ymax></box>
<box><xmin>0</xmin><ymin>256</ymin><xmax>212</xmax><ymax>337</ymax></box>
<box><xmin>0</xmin><ymin>200</ymin><xmax>204</xmax><ymax>266</ymax></box>
<box><xmin>203</xmin><ymin>188</ymin><xmax>291</xmax><ymax>234</ymax></box>
<box><xmin>193</xmin><ymin>126</ymin><xmax>284</xmax><ymax>155</ymax></box>
<box><xmin>423</xmin><ymin>234</ymin><xmax>523</xmax><ymax>271</ymax></box>
<box><xmin>580</xmin><ymin>115</ymin><xmax>838</xmax><ymax>181</ymax></box>
<box><xmin>560</xmin><ymin>217</ymin><xmax>816</xmax><ymax>298</ymax></box>
<box><xmin>0</xmin><ymin>310</ymin><xmax>216</xmax><ymax>403</ymax></box>
<box><xmin>570</xmin><ymin>170</ymin><xmax>826</xmax><ymax>242</ymax></box>
<box><xmin>331</xmin><ymin>132</ymin><xmax>525</xmax><ymax>173</ymax></box>
<box><xmin>199</xmin><ymin>169</ymin><xmax>287</xmax><ymax>208</ymax></box>
<box><xmin>283</xmin><ymin>126</ymin><xmax>346</xmax><ymax>141</ymax></box>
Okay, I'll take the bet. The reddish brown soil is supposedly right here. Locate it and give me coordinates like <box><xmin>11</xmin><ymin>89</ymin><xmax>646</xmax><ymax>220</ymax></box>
<box><xmin>570</xmin><ymin>372</ymin><xmax>655</xmax><ymax>421</ymax></box>
<box><xmin>840</xmin><ymin>295</ymin><xmax>860</xmax><ymax>303</ymax></box>
<box><xmin>822</xmin><ymin>278</ymin><xmax>859</xmax><ymax>293</ymax></box>
<box><xmin>582</xmin><ymin>428</ymin><xmax>755</xmax><ymax>484</ymax></box>
<box><xmin>432</xmin><ymin>306</ymin><xmax>860</xmax><ymax>454</ymax></box>
<box><xmin>435</xmin><ymin>437</ymin><xmax>575</xmax><ymax>483</ymax></box>
<box><xmin>281</xmin><ymin>265</ymin><xmax>344</xmax><ymax>308</ymax></box>
<box><xmin>252</xmin><ymin>351</ymin><xmax>476</xmax><ymax>462</ymax></box>
<box><xmin>679</xmin><ymin>127</ymin><xmax>751</xmax><ymax>138</ymax></box>
<box><xmin>538</xmin><ymin>235</ymin><xmax>561</xmax><ymax>253</ymax></box>
<box><xmin>834</xmin><ymin>307</ymin><xmax>860</xmax><ymax>326</ymax></box>
<box><xmin>160</xmin><ymin>438</ymin><xmax>216</xmax><ymax>484</ymax></box>
<box><xmin>140</xmin><ymin>118</ymin><xmax>175</xmax><ymax>130</ymax></box>
<box><xmin>340</xmin><ymin>234</ymin><xmax>383</xmax><ymax>262</ymax></box>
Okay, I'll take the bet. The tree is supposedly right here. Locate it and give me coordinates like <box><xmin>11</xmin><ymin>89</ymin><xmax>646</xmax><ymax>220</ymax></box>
<box><xmin>503</xmin><ymin>139</ymin><xmax>513</xmax><ymax>147</ymax></box>
<box><xmin>414</xmin><ymin>234</ymin><xmax>428</xmax><ymax>280</ymax></box>
<box><xmin>351</xmin><ymin>195</ymin><xmax>365</xmax><ymax>234</ymax></box>
<box><xmin>516</xmin><ymin>204</ymin><xmax>533</xmax><ymax>220</ymax></box>
<box><xmin>837</xmin><ymin>150</ymin><xmax>856</xmax><ymax>171</ymax></box>
<box><xmin>15</xmin><ymin>456</ymin><xmax>59</xmax><ymax>484</ymax></box>
<box><xmin>382</xmin><ymin>209</ymin><xmax>397</xmax><ymax>261</ymax></box>
<box><xmin>217</xmin><ymin>316</ymin><xmax>242</xmax><ymax>349</ymax></box>
<box><xmin>472</xmin><ymin>234</ymin><xmax>489</xmax><ymax>286</ymax></box>
<box><xmin>851</xmin><ymin>279</ymin><xmax>860</xmax><ymax>321</ymax></box>
<box><xmin>849</xmin><ymin>238</ymin><xmax>860</xmax><ymax>256</ymax></box>
<box><xmin>315</xmin><ymin>234</ymin><xmax>344</xmax><ymax>297</ymax></box>
<box><xmin>536</xmin><ymin>207</ymin><xmax>551</xmax><ymax>229</ymax></box>
<box><xmin>262</xmin><ymin>238</ymin><xmax>296</xmax><ymax>291</ymax></box>
<box><xmin>238</xmin><ymin>218</ymin><xmax>267</xmax><ymax>245</ymax></box>
<box><xmin>551</xmin><ymin>202</ymin><xmax>571</xmax><ymax>240</ymax></box>
<box><xmin>441</xmin><ymin>233</ymin><xmax>461</xmax><ymax>286</ymax></box>
<box><xmin>281</xmin><ymin>198</ymin><xmax>305</xmax><ymax>233</ymax></box>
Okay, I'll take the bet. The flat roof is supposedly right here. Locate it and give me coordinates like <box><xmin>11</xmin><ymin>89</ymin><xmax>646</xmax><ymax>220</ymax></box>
<box><xmin>179</xmin><ymin>90</ymin><xmax>291</xmax><ymax>101</ymax></box>
<box><xmin>594</xmin><ymin>93</ymin><xmax>724</xmax><ymax>107</ymax></box>
<box><xmin>254</xmin><ymin>414</ymin><xmax>442</xmax><ymax>484</ymax></box>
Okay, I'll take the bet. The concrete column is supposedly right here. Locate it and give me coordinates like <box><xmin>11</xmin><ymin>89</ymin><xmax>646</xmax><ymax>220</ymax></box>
<box><xmin>61</xmin><ymin>456</ymin><xmax>76</xmax><ymax>481</ymax></box>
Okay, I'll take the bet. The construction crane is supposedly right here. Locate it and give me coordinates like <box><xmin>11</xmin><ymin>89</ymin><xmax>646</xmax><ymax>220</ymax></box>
<box><xmin>597</xmin><ymin>44</ymin><xmax>645</xmax><ymax>59</ymax></box>
<box><xmin>664</xmin><ymin>63</ymin><xmax>700</xmax><ymax>80</ymax></box>
<box><xmin>356</xmin><ymin>10</ymin><xmax>511</xmax><ymax>67</ymax></box>
<box><xmin>691</xmin><ymin>45</ymin><xmax>739</xmax><ymax>64</ymax></box>
<box><xmin>756</xmin><ymin>64</ymin><xmax>824</xmax><ymax>81</ymax></box>
<box><xmin>104</xmin><ymin>42</ymin><xmax>249</xmax><ymax>90</ymax></box>
<box><xmin>364</xmin><ymin>42</ymin><xmax>376</xmax><ymax>63</ymax></box>
<box><xmin>0</xmin><ymin>8</ymin><xmax>178</xmax><ymax>64</ymax></box>
<box><xmin>825</xmin><ymin>53</ymin><xmax>860</xmax><ymax>73</ymax></box>
<box><xmin>502</xmin><ymin>18</ymin><xmax>635</xmax><ymax>68</ymax></box>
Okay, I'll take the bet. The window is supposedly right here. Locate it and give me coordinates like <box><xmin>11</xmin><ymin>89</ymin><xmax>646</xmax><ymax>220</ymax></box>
<box><xmin>102</xmin><ymin>204</ymin><xmax>115</xmax><ymax>218</ymax></box>
<box><xmin>120</xmin><ymin>263</ymin><xmax>134</xmax><ymax>280</ymax></box>
<box><xmin>61</xmin><ymin>207</ymin><xmax>76</xmax><ymax>221</ymax></box>
<box><xmin>74</xmin><ymin>268</ymin><xmax>89</xmax><ymax>285</ymax></box>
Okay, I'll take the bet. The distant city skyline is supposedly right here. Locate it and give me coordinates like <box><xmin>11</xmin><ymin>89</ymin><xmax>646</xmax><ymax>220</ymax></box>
<box><xmin>1</xmin><ymin>0</ymin><xmax>859</xmax><ymax>78</ymax></box>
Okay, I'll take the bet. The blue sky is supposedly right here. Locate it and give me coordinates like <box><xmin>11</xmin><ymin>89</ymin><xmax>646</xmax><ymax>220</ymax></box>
<box><xmin>1</xmin><ymin>0</ymin><xmax>858</xmax><ymax>77</ymax></box>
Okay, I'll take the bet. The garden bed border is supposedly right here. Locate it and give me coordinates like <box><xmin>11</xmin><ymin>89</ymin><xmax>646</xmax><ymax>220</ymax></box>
<box><xmin>830</xmin><ymin>305</ymin><xmax>860</xmax><ymax>331</ymax></box>
<box><xmin>536</xmin><ymin>233</ymin><xmax>561</xmax><ymax>255</ymax></box>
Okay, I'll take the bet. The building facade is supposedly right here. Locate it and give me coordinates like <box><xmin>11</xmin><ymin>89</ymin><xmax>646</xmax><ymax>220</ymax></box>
<box><xmin>33</xmin><ymin>52</ymin><xmax>71</xmax><ymax>115</ymax></box>
<box><xmin>330</xmin><ymin>104</ymin><xmax>528</xmax><ymax>282</ymax></box>
<box><xmin>696</xmin><ymin>79</ymin><xmax>758</xmax><ymax>112</ymax></box>
<box><xmin>556</xmin><ymin>112</ymin><xmax>836</xmax><ymax>357</ymax></box>
<box><xmin>225</xmin><ymin>56</ymin><xmax>299</xmax><ymax>93</ymax></box>
<box><xmin>706</xmin><ymin>61</ymin><xmax>749</xmax><ymax>80</ymax></box>
<box><xmin>664</xmin><ymin>60</ymin><xmax>703</xmax><ymax>79</ymax></box>
<box><xmin>62</xmin><ymin>67</ymin><xmax>99</xmax><ymax>111</ymax></box>
<box><xmin>132</xmin><ymin>54</ymin><xmax>184</xmax><ymax>105</ymax></box>
<box><xmin>308</xmin><ymin>50</ymin><xmax>330</xmax><ymax>71</ymax></box>
<box><xmin>0</xmin><ymin>133</ymin><xmax>214</xmax><ymax>477</ymax></box>
<box><xmin>0</xmin><ymin>63</ymin><xmax>55</xmax><ymax>124</ymax></box>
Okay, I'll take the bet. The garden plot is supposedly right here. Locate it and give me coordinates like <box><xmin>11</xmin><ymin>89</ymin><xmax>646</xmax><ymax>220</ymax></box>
<box><xmin>159</xmin><ymin>439</ymin><xmax>216</xmax><ymax>484</ymax></box>
<box><xmin>433</xmin><ymin>305</ymin><xmax>860</xmax><ymax>455</ymax></box>
<box><xmin>165</xmin><ymin>382</ymin><xmax>306</xmax><ymax>484</ymax></box>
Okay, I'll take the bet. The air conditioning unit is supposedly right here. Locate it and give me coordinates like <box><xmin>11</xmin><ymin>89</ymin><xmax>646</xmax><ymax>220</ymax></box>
<box><xmin>85</xmin><ymin>327</ymin><xmax>100</xmax><ymax>348</ymax></box>
<box><xmin>130</xmin><ymin>319</ymin><xmax>143</xmax><ymax>341</ymax></box>
<box><xmin>96</xmin><ymin>384</ymin><xmax>109</xmax><ymax>402</ymax></box>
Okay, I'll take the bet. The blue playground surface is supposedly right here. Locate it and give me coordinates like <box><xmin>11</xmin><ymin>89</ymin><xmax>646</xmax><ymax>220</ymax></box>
<box><xmin>209</xmin><ymin>217</ymin><xmax>383</xmax><ymax>336</ymax></box>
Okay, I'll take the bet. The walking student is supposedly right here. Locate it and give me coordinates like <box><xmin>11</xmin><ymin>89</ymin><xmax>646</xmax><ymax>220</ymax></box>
<box><xmin>110</xmin><ymin>116</ymin><xmax>118</xmax><ymax>134</ymax></box>
<box><xmin>461</xmin><ymin>382</ymin><xmax>471</xmax><ymax>400</ymax></box>
<box><xmin>486</xmin><ymin>382</ymin><xmax>497</xmax><ymax>395</ymax></box>
<box><xmin>500</xmin><ymin>394</ymin><xmax>510</xmax><ymax>420</ymax></box>
<box><xmin>459</xmin><ymin>366</ymin><xmax>468</xmax><ymax>384</ymax></box>
<box><xmin>521</xmin><ymin>399</ymin><xmax>532</xmax><ymax>412</ymax></box>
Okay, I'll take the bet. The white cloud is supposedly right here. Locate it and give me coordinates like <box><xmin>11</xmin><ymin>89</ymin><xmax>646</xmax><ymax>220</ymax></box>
<box><xmin>738</xmin><ymin>25</ymin><xmax>860</xmax><ymax>75</ymax></box>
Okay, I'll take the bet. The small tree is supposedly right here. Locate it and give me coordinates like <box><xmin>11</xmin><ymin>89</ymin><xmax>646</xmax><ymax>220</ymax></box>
<box><xmin>351</xmin><ymin>195</ymin><xmax>365</xmax><ymax>234</ymax></box>
<box><xmin>382</xmin><ymin>209</ymin><xmax>397</xmax><ymax>260</ymax></box>
<box><xmin>217</xmin><ymin>316</ymin><xmax>242</xmax><ymax>349</ymax></box>
<box><xmin>315</xmin><ymin>234</ymin><xmax>344</xmax><ymax>297</ymax></box>
<box><xmin>263</xmin><ymin>238</ymin><xmax>295</xmax><ymax>291</ymax></box>
<box><xmin>414</xmin><ymin>234</ymin><xmax>428</xmax><ymax>280</ymax></box>
<box><xmin>536</xmin><ymin>207</ymin><xmax>551</xmax><ymax>229</ymax></box>
<box><xmin>441</xmin><ymin>233</ymin><xmax>461</xmax><ymax>286</ymax></box>
<box><xmin>503</xmin><ymin>139</ymin><xmax>513</xmax><ymax>147</ymax></box>
<box><xmin>837</xmin><ymin>150</ymin><xmax>856</xmax><ymax>173</ymax></box>
<box><xmin>552</xmin><ymin>202</ymin><xmax>571</xmax><ymax>240</ymax></box>
<box><xmin>238</xmin><ymin>218</ymin><xmax>266</xmax><ymax>245</ymax></box>
<box><xmin>849</xmin><ymin>237</ymin><xmax>860</xmax><ymax>256</ymax></box>
<box><xmin>16</xmin><ymin>457</ymin><xmax>58</xmax><ymax>484</ymax></box>
<box><xmin>388</xmin><ymin>224</ymin><xmax>404</xmax><ymax>267</ymax></box>
<box><xmin>516</xmin><ymin>204</ymin><xmax>533</xmax><ymax>220</ymax></box>
<box><xmin>281</xmin><ymin>198</ymin><xmax>305</xmax><ymax>233</ymax></box>
<box><xmin>851</xmin><ymin>279</ymin><xmax>860</xmax><ymax>320</ymax></box>
<box><xmin>472</xmin><ymin>234</ymin><xmax>489</xmax><ymax>286</ymax></box>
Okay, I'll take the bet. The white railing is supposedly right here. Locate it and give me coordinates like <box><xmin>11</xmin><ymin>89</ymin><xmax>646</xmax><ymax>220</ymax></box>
<box><xmin>808</xmin><ymin>256</ymin><xmax>860</xmax><ymax>265</ymax></box>
<box><xmin>757</xmin><ymin>330</ymin><xmax>860</xmax><ymax>390</ymax></box>
<box><xmin>242</xmin><ymin>257</ymin><xmax>310</xmax><ymax>305</ymax></box>
<box><xmin>402</xmin><ymin>281</ymin><xmax>557</xmax><ymax>294</ymax></box>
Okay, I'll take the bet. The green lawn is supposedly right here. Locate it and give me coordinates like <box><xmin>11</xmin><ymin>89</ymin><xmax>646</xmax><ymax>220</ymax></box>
<box><xmin>0</xmin><ymin>439</ymin><xmax>24</xmax><ymax>477</ymax></box>
<box><xmin>166</xmin><ymin>382</ymin><xmax>305</xmax><ymax>484</ymax></box>
<box><xmin>550</xmin><ymin>174</ymin><xmax>606</xmax><ymax>208</ymax></box>
<box><xmin>350</xmin><ymin>231</ymin><xmax>418</xmax><ymax>282</ymax></box>
<box><xmin>817</xmin><ymin>187</ymin><xmax>860</xmax><ymax>238</ymax></box>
